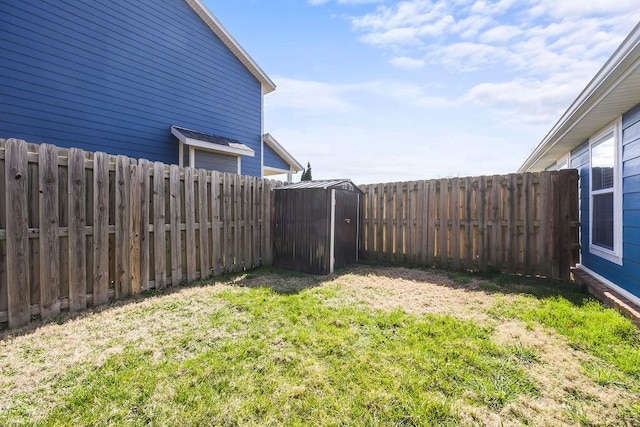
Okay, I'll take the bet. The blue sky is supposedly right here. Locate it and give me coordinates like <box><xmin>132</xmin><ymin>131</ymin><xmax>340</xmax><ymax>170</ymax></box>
<box><xmin>204</xmin><ymin>0</ymin><xmax>640</xmax><ymax>184</ymax></box>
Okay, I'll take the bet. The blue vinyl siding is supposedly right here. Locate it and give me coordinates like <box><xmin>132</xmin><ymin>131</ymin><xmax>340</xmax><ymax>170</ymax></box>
<box><xmin>0</xmin><ymin>0</ymin><xmax>263</xmax><ymax>176</ymax></box>
<box><xmin>263</xmin><ymin>143</ymin><xmax>291</xmax><ymax>171</ymax></box>
<box><xmin>572</xmin><ymin>103</ymin><xmax>640</xmax><ymax>299</ymax></box>
<box><xmin>194</xmin><ymin>151</ymin><xmax>238</xmax><ymax>174</ymax></box>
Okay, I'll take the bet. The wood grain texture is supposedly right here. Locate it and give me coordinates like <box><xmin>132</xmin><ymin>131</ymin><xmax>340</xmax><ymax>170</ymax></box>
<box><xmin>5</xmin><ymin>140</ymin><xmax>30</xmax><ymax>327</ymax></box>
<box><xmin>38</xmin><ymin>144</ymin><xmax>60</xmax><ymax>319</ymax></box>
<box><xmin>68</xmin><ymin>148</ymin><xmax>87</xmax><ymax>311</ymax></box>
<box><xmin>93</xmin><ymin>151</ymin><xmax>109</xmax><ymax>305</ymax></box>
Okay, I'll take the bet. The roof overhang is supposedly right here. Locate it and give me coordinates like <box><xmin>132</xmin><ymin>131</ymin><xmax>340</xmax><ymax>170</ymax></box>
<box><xmin>519</xmin><ymin>22</ymin><xmax>640</xmax><ymax>172</ymax></box>
<box><xmin>184</xmin><ymin>0</ymin><xmax>276</xmax><ymax>95</ymax></box>
<box><xmin>263</xmin><ymin>133</ymin><xmax>303</xmax><ymax>171</ymax></box>
<box><xmin>263</xmin><ymin>166</ymin><xmax>294</xmax><ymax>176</ymax></box>
<box><xmin>172</xmin><ymin>126</ymin><xmax>255</xmax><ymax>157</ymax></box>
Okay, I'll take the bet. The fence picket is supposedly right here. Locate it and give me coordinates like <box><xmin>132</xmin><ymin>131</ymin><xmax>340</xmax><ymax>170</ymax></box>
<box><xmin>478</xmin><ymin>176</ymin><xmax>487</xmax><ymax>272</ymax></box>
<box><xmin>451</xmin><ymin>177</ymin><xmax>461</xmax><ymax>270</ymax></box>
<box><xmin>38</xmin><ymin>144</ymin><xmax>60</xmax><ymax>319</ymax></box>
<box><xmin>464</xmin><ymin>177</ymin><xmax>473</xmax><ymax>269</ymax></box>
<box><xmin>139</xmin><ymin>159</ymin><xmax>150</xmax><ymax>291</ymax></box>
<box><xmin>68</xmin><ymin>148</ymin><xmax>87</xmax><ymax>311</ymax></box>
<box><xmin>5</xmin><ymin>140</ymin><xmax>30</xmax><ymax>327</ymax></box>
<box><xmin>93</xmin><ymin>152</ymin><xmax>109</xmax><ymax>305</ymax></box>
<box><xmin>169</xmin><ymin>165</ymin><xmax>182</xmax><ymax>285</ymax></box>
<box><xmin>129</xmin><ymin>163</ymin><xmax>142</xmax><ymax>294</ymax></box>
<box><xmin>115</xmin><ymin>156</ymin><xmax>132</xmax><ymax>297</ymax></box>
<box><xmin>198</xmin><ymin>169</ymin><xmax>210</xmax><ymax>279</ymax></box>
<box><xmin>233</xmin><ymin>174</ymin><xmax>241</xmax><ymax>272</ymax></box>
<box><xmin>153</xmin><ymin>162</ymin><xmax>167</xmax><ymax>289</ymax></box>
<box><xmin>184</xmin><ymin>167</ymin><xmax>196</xmax><ymax>281</ymax></box>
<box><xmin>211</xmin><ymin>171</ymin><xmax>221</xmax><ymax>274</ymax></box>
<box><xmin>438</xmin><ymin>180</ymin><xmax>448</xmax><ymax>268</ymax></box>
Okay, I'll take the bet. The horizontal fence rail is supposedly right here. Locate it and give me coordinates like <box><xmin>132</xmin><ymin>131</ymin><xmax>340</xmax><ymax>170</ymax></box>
<box><xmin>359</xmin><ymin>170</ymin><xmax>579</xmax><ymax>279</ymax></box>
<box><xmin>0</xmin><ymin>139</ymin><xmax>277</xmax><ymax>328</ymax></box>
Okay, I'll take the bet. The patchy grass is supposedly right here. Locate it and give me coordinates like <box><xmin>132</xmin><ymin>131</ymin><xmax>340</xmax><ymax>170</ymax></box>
<box><xmin>1</xmin><ymin>265</ymin><xmax>639</xmax><ymax>426</ymax></box>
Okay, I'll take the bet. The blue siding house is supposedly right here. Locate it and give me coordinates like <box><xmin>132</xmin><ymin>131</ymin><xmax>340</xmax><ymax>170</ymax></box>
<box><xmin>0</xmin><ymin>0</ymin><xmax>301</xmax><ymax>179</ymax></box>
<box><xmin>520</xmin><ymin>22</ymin><xmax>640</xmax><ymax>306</ymax></box>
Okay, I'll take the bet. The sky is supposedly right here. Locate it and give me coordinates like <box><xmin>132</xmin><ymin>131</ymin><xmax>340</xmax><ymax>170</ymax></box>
<box><xmin>203</xmin><ymin>0</ymin><xmax>640</xmax><ymax>184</ymax></box>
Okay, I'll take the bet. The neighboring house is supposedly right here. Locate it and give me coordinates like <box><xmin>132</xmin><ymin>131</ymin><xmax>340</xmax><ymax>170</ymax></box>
<box><xmin>520</xmin><ymin>22</ymin><xmax>640</xmax><ymax>305</ymax></box>
<box><xmin>0</xmin><ymin>0</ymin><xmax>301</xmax><ymax>180</ymax></box>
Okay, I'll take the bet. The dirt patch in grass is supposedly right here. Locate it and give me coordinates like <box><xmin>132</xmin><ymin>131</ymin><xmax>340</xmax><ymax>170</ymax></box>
<box><xmin>1</xmin><ymin>265</ymin><xmax>638</xmax><ymax>426</ymax></box>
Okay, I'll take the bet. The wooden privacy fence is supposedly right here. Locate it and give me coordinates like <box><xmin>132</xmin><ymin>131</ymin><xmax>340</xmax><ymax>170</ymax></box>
<box><xmin>0</xmin><ymin>139</ymin><xmax>276</xmax><ymax>328</ymax></box>
<box><xmin>359</xmin><ymin>170</ymin><xmax>579</xmax><ymax>279</ymax></box>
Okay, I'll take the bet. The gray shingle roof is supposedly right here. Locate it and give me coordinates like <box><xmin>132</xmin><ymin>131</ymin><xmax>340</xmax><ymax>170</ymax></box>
<box><xmin>172</xmin><ymin>126</ymin><xmax>242</xmax><ymax>148</ymax></box>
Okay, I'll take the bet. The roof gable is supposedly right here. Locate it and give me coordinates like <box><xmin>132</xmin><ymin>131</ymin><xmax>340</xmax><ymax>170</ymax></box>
<box><xmin>184</xmin><ymin>0</ymin><xmax>275</xmax><ymax>94</ymax></box>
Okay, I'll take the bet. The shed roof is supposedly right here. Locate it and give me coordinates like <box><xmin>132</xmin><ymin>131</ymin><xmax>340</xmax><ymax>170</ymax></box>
<box><xmin>277</xmin><ymin>179</ymin><xmax>363</xmax><ymax>192</ymax></box>
<box><xmin>184</xmin><ymin>0</ymin><xmax>276</xmax><ymax>94</ymax></box>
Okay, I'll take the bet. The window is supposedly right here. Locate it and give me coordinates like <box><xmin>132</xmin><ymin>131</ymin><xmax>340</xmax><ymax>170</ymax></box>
<box><xmin>589</xmin><ymin>118</ymin><xmax>622</xmax><ymax>265</ymax></box>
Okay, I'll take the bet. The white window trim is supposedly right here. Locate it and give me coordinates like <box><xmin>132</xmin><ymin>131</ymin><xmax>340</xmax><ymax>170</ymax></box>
<box><xmin>588</xmin><ymin>117</ymin><xmax>623</xmax><ymax>265</ymax></box>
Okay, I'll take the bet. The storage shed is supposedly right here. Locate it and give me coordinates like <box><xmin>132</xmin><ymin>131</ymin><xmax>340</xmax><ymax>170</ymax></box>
<box><xmin>273</xmin><ymin>179</ymin><xmax>363</xmax><ymax>274</ymax></box>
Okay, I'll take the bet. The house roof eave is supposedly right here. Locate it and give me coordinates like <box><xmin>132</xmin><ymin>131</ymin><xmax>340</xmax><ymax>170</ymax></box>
<box><xmin>519</xmin><ymin>22</ymin><xmax>640</xmax><ymax>172</ymax></box>
<box><xmin>263</xmin><ymin>133</ymin><xmax>303</xmax><ymax>171</ymax></box>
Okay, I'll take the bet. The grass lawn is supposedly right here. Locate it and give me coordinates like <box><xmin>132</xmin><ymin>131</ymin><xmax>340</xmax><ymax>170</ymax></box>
<box><xmin>1</xmin><ymin>265</ymin><xmax>639</xmax><ymax>426</ymax></box>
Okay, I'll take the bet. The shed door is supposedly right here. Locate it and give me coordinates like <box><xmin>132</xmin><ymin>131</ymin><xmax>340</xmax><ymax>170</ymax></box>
<box><xmin>334</xmin><ymin>190</ymin><xmax>359</xmax><ymax>270</ymax></box>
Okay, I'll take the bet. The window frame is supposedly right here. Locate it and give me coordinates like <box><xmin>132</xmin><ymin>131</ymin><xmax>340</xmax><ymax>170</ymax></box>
<box><xmin>588</xmin><ymin>117</ymin><xmax>623</xmax><ymax>265</ymax></box>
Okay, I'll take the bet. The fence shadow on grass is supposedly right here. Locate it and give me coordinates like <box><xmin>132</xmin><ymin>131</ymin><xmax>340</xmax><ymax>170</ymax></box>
<box><xmin>1</xmin><ymin>263</ymin><xmax>593</xmax><ymax>340</ymax></box>
<box><xmin>0</xmin><ymin>267</ymin><xmax>329</xmax><ymax>340</ymax></box>
<box><xmin>226</xmin><ymin>267</ymin><xmax>330</xmax><ymax>294</ymax></box>
<box><xmin>349</xmin><ymin>261</ymin><xmax>593</xmax><ymax>306</ymax></box>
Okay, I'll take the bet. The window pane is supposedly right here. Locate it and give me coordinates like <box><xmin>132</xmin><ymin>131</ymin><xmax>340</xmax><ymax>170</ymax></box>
<box><xmin>592</xmin><ymin>134</ymin><xmax>614</xmax><ymax>191</ymax></box>
<box><xmin>593</xmin><ymin>193</ymin><xmax>614</xmax><ymax>250</ymax></box>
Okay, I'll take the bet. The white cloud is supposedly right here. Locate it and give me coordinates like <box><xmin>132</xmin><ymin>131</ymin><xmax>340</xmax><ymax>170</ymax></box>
<box><xmin>479</xmin><ymin>24</ymin><xmax>521</xmax><ymax>43</ymax></box>
<box><xmin>470</xmin><ymin>0</ymin><xmax>517</xmax><ymax>15</ymax></box>
<box><xmin>308</xmin><ymin>0</ymin><xmax>383</xmax><ymax>5</ymax></box>
<box><xmin>389</xmin><ymin>56</ymin><xmax>425</xmax><ymax>69</ymax></box>
<box><xmin>289</xmin><ymin>0</ymin><xmax>640</xmax><ymax>181</ymax></box>
<box><xmin>267</xmin><ymin>78</ymin><xmax>357</xmax><ymax>114</ymax></box>
<box><xmin>268</xmin><ymin>77</ymin><xmax>454</xmax><ymax>114</ymax></box>
<box><xmin>531</xmin><ymin>0</ymin><xmax>640</xmax><ymax>18</ymax></box>
<box><xmin>463</xmin><ymin>74</ymin><xmax>585</xmax><ymax>125</ymax></box>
